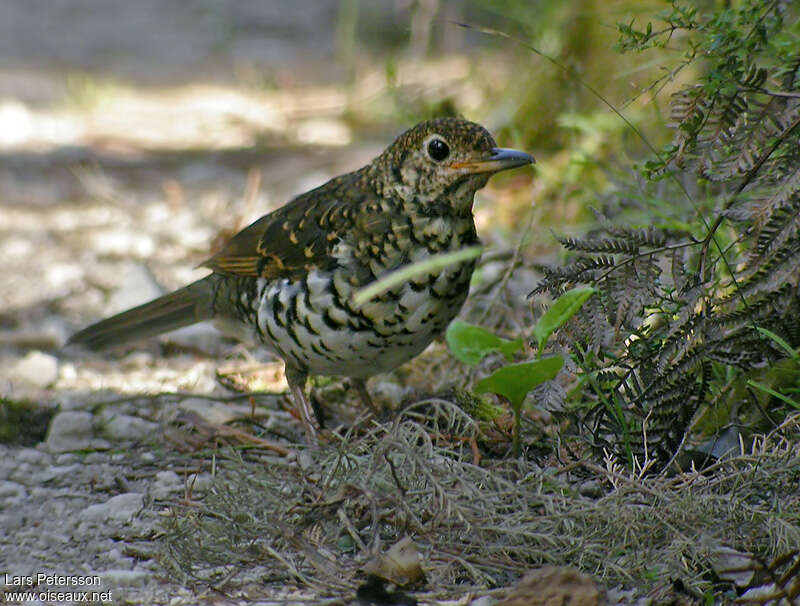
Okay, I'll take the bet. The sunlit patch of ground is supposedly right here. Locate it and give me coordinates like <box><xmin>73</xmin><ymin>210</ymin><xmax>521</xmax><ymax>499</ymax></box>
<box><xmin>0</xmin><ymin>55</ymin><xmax>506</xmax><ymax>155</ymax></box>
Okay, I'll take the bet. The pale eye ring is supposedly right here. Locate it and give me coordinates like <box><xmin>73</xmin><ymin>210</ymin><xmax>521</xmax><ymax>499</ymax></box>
<box><xmin>427</xmin><ymin>137</ymin><xmax>450</xmax><ymax>161</ymax></box>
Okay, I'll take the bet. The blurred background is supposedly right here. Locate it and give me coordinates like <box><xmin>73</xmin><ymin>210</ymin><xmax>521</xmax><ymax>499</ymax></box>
<box><xmin>0</xmin><ymin>0</ymin><xmax>673</xmax><ymax>418</ymax></box>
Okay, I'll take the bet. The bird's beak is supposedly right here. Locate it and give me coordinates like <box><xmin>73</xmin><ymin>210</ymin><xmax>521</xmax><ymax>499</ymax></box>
<box><xmin>450</xmin><ymin>147</ymin><xmax>535</xmax><ymax>174</ymax></box>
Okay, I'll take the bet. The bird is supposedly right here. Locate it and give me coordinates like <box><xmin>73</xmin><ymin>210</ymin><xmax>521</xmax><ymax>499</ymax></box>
<box><xmin>68</xmin><ymin>117</ymin><xmax>534</xmax><ymax>442</ymax></box>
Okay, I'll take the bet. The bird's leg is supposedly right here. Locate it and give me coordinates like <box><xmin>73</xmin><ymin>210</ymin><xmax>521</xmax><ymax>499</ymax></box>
<box><xmin>352</xmin><ymin>378</ymin><xmax>380</xmax><ymax>417</ymax></box>
<box><xmin>285</xmin><ymin>366</ymin><xmax>317</xmax><ymax>443</ymax></box>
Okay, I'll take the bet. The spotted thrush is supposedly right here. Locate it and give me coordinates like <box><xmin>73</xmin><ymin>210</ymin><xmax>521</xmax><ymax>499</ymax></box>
<box><xmin>68</xmin><ymin>118</ymin><xmax>534</xmax><ymax>441</ymax></box>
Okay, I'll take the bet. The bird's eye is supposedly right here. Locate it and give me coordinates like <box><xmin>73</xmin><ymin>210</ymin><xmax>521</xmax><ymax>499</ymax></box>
<box><xmin>427</xmin><ymin>138</ymin><xmax>450</xmax><ymax>161</ymax></box>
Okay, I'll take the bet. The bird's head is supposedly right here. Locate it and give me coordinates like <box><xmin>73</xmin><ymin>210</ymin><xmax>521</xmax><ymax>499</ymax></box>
<box><xmin>374</xmin><ymin>117</ymin><xmax>534</xmax><ymax>215</ymax></box>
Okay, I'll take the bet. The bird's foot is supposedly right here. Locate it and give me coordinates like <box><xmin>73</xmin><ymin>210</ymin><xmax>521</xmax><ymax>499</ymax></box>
<box><xmin>352</xmin><ymin>378</ymin><xmax>382</xmax><ymax>418</ymax></box>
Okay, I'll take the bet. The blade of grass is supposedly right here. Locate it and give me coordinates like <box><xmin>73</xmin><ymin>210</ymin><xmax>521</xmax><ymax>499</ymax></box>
<box><xmin>755</xmin><ymin>327</ymin><xmax>799</xmax><ymax>360</ymax></box>
<box><xmin>352</xmin><ymin>246</ymin><xmax>483</xmax><ymax>306</ymax></box>
<box><xmin>747</xmin><ymin>379</ymin><xmax>800</xmax><ymax>411</ymax></box>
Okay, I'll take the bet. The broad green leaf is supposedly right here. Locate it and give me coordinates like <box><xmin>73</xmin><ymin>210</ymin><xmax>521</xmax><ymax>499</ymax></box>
<box><xmin>533</xmin><ymin>287</ymin><xmax>596</xmax><ymax>355</ymax></box>
<box><xmin>446</xmin><ymin>321</ymin><xmax>524</xmax><ymax>366</ymax></box>
<box><xmin>474</xmin><ymin>356</ymin><xmax>564</xmax><ymax>409</ymax></box>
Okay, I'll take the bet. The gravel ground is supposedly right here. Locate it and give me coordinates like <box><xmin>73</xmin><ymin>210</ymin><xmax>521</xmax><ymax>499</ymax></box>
<box><xmin>0</xmin><ymin>4</ymin><xmax>505</xmax><ymax>603</ymax></box>
<box><xmin>0</xmin><ymin>443</ymin><xmax>204</xmax><ymax>604</ymax></box>
<box><xmin>0</xmin><ymin>123</ymin><xmax>391</xmax><ymax>603</ymax></box>
<box><xmin>0</xmin><ymin>5</ymin><xmax>379</xmax><ymax>602</ymax></box>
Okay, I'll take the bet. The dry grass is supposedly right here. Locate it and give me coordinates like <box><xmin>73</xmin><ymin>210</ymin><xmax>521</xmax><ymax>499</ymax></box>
<box><xmin>159</xmin><ymin>403</ymin><xmax>800</xmax><ymax>602</ymax></box>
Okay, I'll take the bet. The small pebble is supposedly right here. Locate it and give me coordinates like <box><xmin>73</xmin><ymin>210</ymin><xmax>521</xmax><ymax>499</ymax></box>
<box><xmin>151</xmin><ymin>470</ymin><xmax>182</xmax><ymax>498</ymax></box>
<box><xmin>16</xmin><ymin>447</ymin><xmax>51</xmax><ymax>465</ymax></box>
<box><xmin>100</xmin><ymin>414</ymin><xmax>159</xmax><ymax>441</ymax></box>
<box><xmin>0</xmin><ymin>480</ymin><xmax>27</xmax><ymax>499</ymax></box>
<box><xmin>10</xmin><ymin>350</ymin><xmax>60</xmax><ymax>388</ymax></box>
<box><xmin>80</xmin><ymin>493</ymin><xmax>144</xmax><ymax>523</ymax></box>
<box><xmin>100</xmin><ymin>568</ymin><xmax>150</xmax><ymax>587</ymax></box>
<box><xmin>178</xmin><ymin>398</ymin><xmax>238</xmax><ymax>424</ymax></box>
<box><xmin>44</xmin><ymin>411</ymin><xmax>94</xmax><ymax>453</ymax></box>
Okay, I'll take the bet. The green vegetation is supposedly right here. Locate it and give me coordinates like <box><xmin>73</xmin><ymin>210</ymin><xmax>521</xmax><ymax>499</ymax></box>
<box><xmin>437</xmin><ymin>0</ymin><xmax>800</xmax><ymax>470</ymax></box>
<box><xmin>0</xmin><ymin>398</ymin><xmax>54</xmax><ymax>445</ymax></box>
<box><xmin>447</xmin><ymin>287</ymin><xmax>593</xmax><ymax>455</ymax></box>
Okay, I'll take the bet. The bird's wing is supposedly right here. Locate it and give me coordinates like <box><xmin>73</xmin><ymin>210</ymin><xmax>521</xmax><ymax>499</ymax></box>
<box><xmin>202</xmin><ymin>173</ymin><xmax>392</xmax><ymax>280</ymax></box>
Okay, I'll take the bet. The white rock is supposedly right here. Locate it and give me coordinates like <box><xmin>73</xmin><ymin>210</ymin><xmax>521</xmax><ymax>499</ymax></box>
<box><xmin>151</xmin><ymin>470</ymin><xmax>183</xmax><ymax>498</ymax></box>
<box><xmin>44</xmin><ymin>411</ymin><xmax>94</xmax><ymax>453</ymax></box>
<box><xmin>178</xmin><ymin>398</ymin><xmax>238</xmax><ymax>425</ymax></box>
<box><xmin>83</xmin><ymin>452</ymin><xmax>107</xmax><ymax>464</ymax></box>
<box><xmin>7</xmin><ymin>462</ymin><xmax>32</xmax><ymax>483</ymax></box>
<box><xmin>0</xmin><ymin>481</ymin><xmax>27</xmax><ymax>499</ymax></box>
<box><xmin>30</xmin><ymin>464</ymin><xmax>79</xmax><ymax>484</ymax></box>
<box><xmin>156</xmin><ymin>470</ymin><xmax>180</xmax><ymax>484</ymax></box>
<box><xmin>100</xmin><ymin>568</ymin><xmax>150</xmax><ymax>587</ymax></box>
<box><xmin>100</xmin><ymin>414</ymin><xmax>159</xmax><ymax>441</ymax></box>
<box><xmin>80</xmin><ymin>492</ymin><xmax>144</xmax><ymax>523</ymax></box>
<box><xmin>105</xmin><ymin>547</ymin><xmax>135</xmax><ymax>568</ymax></box>
<box><xmin>10</xmin><ymin>350</ymin><xmax>59</xmax><ymax>388</ymax></box>
<box><xmin>16</xmin><ymin>447</ymin><xmax>51</xmax><ymax>465</ymax></box>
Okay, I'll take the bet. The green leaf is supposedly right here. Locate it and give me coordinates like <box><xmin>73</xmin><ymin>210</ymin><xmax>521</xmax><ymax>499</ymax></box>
<box><xmin>446</xmin><ymin>321</ymin><xmax>524</xmax><ymax>366</ymax></box>
<box><xmin>533</xmin><ymin>287</ymin><xmax>596</xmax><ymax>355</ymax></box>
<box><xmin>474</xmin><ymin>356</ymin><xmax>564</xmax><ymax>410</ymax></box>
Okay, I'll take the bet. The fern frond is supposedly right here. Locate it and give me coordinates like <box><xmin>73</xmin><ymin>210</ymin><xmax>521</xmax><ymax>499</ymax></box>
<box><xmin>714</xmin><ymin>96</ymin><xmax>791</xmax><ymax>179</ymax></box>
<box><xmin>532</xmin><ymin>256</ymin><xmax>617</xmax><ymax>295</ymax></box>
<box><xmin>556</xmin><ymin>236</ymin><xmax>639</xmax><ymax>255</ymax></box>
<box><xmin>743</xmin><ymin>148</ymin><xmax>800</xmax><ymax>231</ymax></box>
<box><xmin>606</xmin><ymin>225</ymin><xmax>668</xmax><ymax>248</ymax></box>
<box><xmin>752</xmin><ymin>193</ymin><xmax>800</xmax><ymax>259</ymax></box>
<box><xmin>735</xmin><ymin>241</ymin><xmax>800</xmax><ymax>299</ymax></box>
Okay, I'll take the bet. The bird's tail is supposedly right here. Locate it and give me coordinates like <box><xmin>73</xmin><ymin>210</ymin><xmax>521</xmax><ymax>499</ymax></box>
<box><xmin>67</xmin><ymin>277</ymin><xmax>216</xmax><ymax>351</ymax></box>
